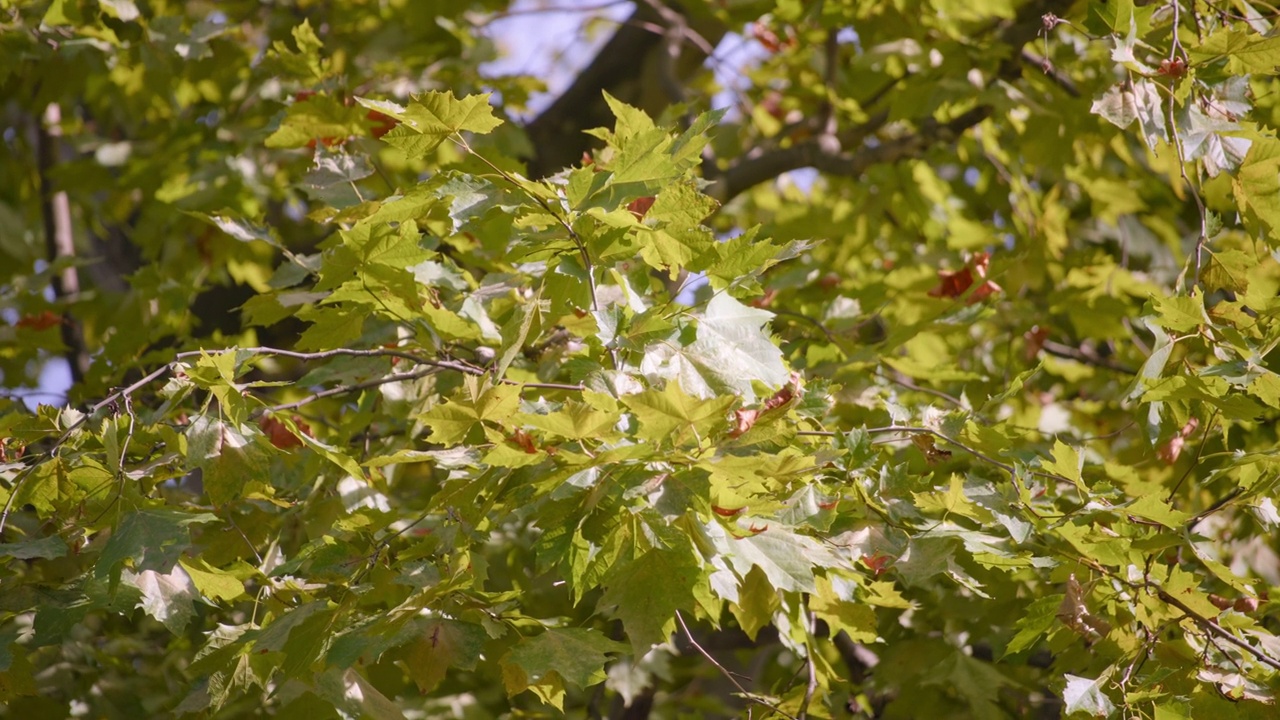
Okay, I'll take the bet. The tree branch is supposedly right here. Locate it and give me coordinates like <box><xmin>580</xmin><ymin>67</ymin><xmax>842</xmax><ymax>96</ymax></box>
<box><xmin>709</xmin><ymin>107</ymin><xmax>992</xmax><ymax>204</ymax></box>
<box><xmin>36</xmin><ymin>102</ymin><xmax>90</xmax><ymax>383</ymax></box>
<box><xmin>707</xmin><ymin>0</ymin><xmax>1073</xmax><ymax>203</ymax></box>
<box><xmin>523</xmin><ymin>1</ymin><xmax>727</xmax><ymax>177</ymax></box>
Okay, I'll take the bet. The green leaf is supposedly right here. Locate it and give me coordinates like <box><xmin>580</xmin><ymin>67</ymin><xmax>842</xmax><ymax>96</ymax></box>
<box><xmin>1124</xmin><ymin>495</ymin><xmax>1189</xmax><ymax>529</ymax></box>
<box><xmin>688</xmin><ymin>293</ymin><xmax>790</xmax><ymax>401</ymax></box>
<box><xmin>1002</xmin><ymin>594</ymin><xmax>1063</xmax><ymax>657</ymax></box>
<box><xmin>124</xmin><ymin>565</ymin><xmax>198</xmax><ymax>634</ymax></box>
<box><xmin>1192</xmin><ymin>28</ymin><xmax>1280</xmax><ymax>73</ymax></box>
<box><xmin>1202</xmin><ymin>249</ymin><xmax>1252</xmax><ymax>293</ymax></box>
<box><xmin>496</xmin><ymin>289</ymin><xmax>540</xmax><ymax>379</ymax></box>
<box><xmin>646</xmin><ymin>181</ymin><xmax>719</xmax><ymax>228</ymax></box>
<box><xmin>811</xmin><ymin>575</ymin><xmax>878</xmax><ymax>642</ymax></box>
<box><xmin>265</xmin><ymin>94</ymin><xmax>366</xmax><ymax>149</ymax></box>
<box><xmin>400</xmin><ymin>619</ymin><xmax>488</xmax><ymax>692</ymax></box>
<box><xmin>1151</xmin><ymin>294</ymin><xmax>1207</xmax><ymax>332</ymax></box>
<box><xmin>921</xmin><ymin>651</ymin><xmax>1015</xmax><ymax>719</ymax></box>
<box><xmin>502</xmin><ymin>627</ymin><xmax>627</xmax><ymax>696</ymax></box>
<box><xmin>0</xmin><ymin>534</ymin><xmax>68</xmax><ymax>560</ymax></box>
<box><xmin>1091</xmin><ymin>80</ymin><xmax>1166</xmax><ymax>151</ymax></box>
<box><xmin>421</xmin><ymin>384</ymin><xmax>520</xmax><ymax>445</ymax></box>
<box><xmin>1233</xmin><ymin>139</ymin><xmax>1280</xmax><ymax>232</ymax></box>
<box><xmin>1062</xmin><ymin>673</ymin><xmax>1116</xmax><ymax>717</ymax></box>
<box><xmin>179</xmin><ymin>557</ymin><xmax>248</xmax><ymax>603</ymax></box>
<box><xmin>711</xmin><ymin>522</ymin><xmax>845</xmax><ymax>594</ymax></box>
<box><xmin>296</xmin><ymin>307</ymin><xmax>366</xmax><ymax>351</ymax></box>
<box><xmin>601</xmin><ymin>547</ymin><xmax>701</xmax><ymax>655</ymax></box>
<box><xmin>515</xmin><ymin>401</ymin><xmax>618</xmax><ymax>441</ymax></box>
<box><xmin>194</xmin><ymin>420</ymin><xmax>272</xmax><ymax>506</ymax></box>
<box><xmin>728</xmin><ymin>566</ymin><xmax>781</xmax><ymax>641</ymax></box>
<box><xmin>621</xmin><ymin>383</ymin><xmax>735</xmax><ymax>445</ymax></box>
<box><xmin>96</xmin><ymin>509</ymin><xmax>217</xmax><ymax>586</ymax></box>
<box><xmin>314</xmin><ymin>666</ymin><xmax>407</xmax><ymax>720</ymax></box>
<box><xmin>358</xmin><ymin>91</ymin><xmax>502</xmax><ymax>156</ymax></box>
<box><xmin>1042</xmin><ymin>439</ymin><xmax>1084</xmax><ymax>490</ymax></box>
<box><xmin>912</xmin><ymin>475</ymin><xmax>988</xmax><ymax>521</ymax></box>
<box><xmin>1247</xmin><ymin>373</ymin><xmax>1280</xmax><ymax>409</ymax></box>
<box><xmin>420</xmin><ymin>402</ymin><xmax>482</xmax><ymax>445</ymax></box>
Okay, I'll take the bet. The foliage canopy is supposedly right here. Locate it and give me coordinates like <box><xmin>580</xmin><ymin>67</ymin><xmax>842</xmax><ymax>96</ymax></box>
<box><xmin>4</xmin><ymin>0</ymin><xmax>1280</xmax><ymax>718</ymax></box>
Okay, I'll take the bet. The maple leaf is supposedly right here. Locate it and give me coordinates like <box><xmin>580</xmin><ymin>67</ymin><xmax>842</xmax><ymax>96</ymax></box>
<box><xmin>1158</xmin><ymin>417</ymin><xmax>1199</xmax><ymax>464</ymax></box>
<box><xmin>260</xmin><ymin>415</ymin><xmax>312</xmax><ymax>450</ymax></box>
<box><xmin>928</xmin><ymin>252</ymin><xmax>1002</xmax><ymax>304</ymax></box>
<box><xmin>626</xmin><ymin>196</ymin><xmax>655</xmax><ymax>219</ymax></box>
<box><xmin>16</xmin><ymin>310</ymin><xmax>61</xmax><ymax>331</ymax></box>
<box><xmin>728</xmin><ymin>376</ymin><xmax>799</xmax><ymax>438</ymax></box>
<box><xmin>1023</xmin><ymin>325</ymin><xmax>1049</xmax><ymax>360</ymax></box>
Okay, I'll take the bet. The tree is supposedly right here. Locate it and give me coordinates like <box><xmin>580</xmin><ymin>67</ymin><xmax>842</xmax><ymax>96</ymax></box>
<box><xmin>2</xmin><ymin>0</ymin><xmax>1280</xmax><ymax>717</ymax></box>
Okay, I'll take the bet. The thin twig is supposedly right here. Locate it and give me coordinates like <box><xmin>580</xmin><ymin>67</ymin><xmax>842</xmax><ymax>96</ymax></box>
<box><xmin>874</xmin><ymin>369</ymin><xmax>966</xmax><ymax>408</ymax></box>
<box><xmin>1076</xmin><ymin>556</ymin><xmax>1280</xmax><ymax>673</ymax></box>
<box><xmin>675</xmin><ymin>610</ymin><xmax>799</xmax><ymax>720</ymax></box>
<box><xmin>263</xmin><ymin>367</ymin><xmax>443</xmax><ymax>414</ymax></box>
<box><xmin>1155</xmin><ymin>588</ymin><xmax>1280</xmax><ymax>672</ymax></box>
<box><xmin>1167</xmin><ymin>409</ymin><xmax>1218</xmax><ymax>503</ymax></box>
<box><xmin>798</xmin><ymin>609</ymin><xmax>819</xmax><ymax>720</ymax></box>
<box><xmin>453</xmin><ymin>137</ymin><xmax>618</xmax><ymax>368</ymax></box>
<box><xmin>640</xmin><ymin>0</ymin><xmax>688</xmax><ymax>106</ymax></box>
<box><xmin>0</xmin><ymin>466</ymin><xmax>32</xmax><ymax>537</ymax></box>
<box><xmin>1039</xmin><ymin>340</ymin><xmax>1136</xmax><ymax>374</ymax></box>
<box><xmin>32</xmin><ymin>346</ymin><xmax>581</xmax><ymax>466</ymax></box>
<box><xmin>1156</xmin><ymin>58</ymin><xmax>1211</xmax><ymax>291</ymax></box>
<box><xmin>798</xmin><ymin>424</ymin><xmax>1065</xmax><ymax>510</ymax></box>
<box><xmin>1184</xmin><ymin>487</ymin><xmax>1244</xmax><ymax>531</ymax></box>
<box><xmin>224</xmin><ymin>514</ymin><xmax>265</xmax><ymax>565</ymax></box>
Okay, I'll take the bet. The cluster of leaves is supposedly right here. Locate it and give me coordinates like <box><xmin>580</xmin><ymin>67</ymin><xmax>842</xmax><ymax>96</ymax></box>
<box><xmin>4</xmin><ymin>0</ymin><xmax>1280</xmax><ymax>718</ymax></box>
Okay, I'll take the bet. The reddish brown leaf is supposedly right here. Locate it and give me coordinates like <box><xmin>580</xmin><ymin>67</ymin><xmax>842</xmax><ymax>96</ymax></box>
<box><xmin>511</xmin><ymin>428</ymin><xmax>538</xmax><ymax>454</ymax></box>
<box><xmin>759</xmin><ymin>91</ymin><xmax>784</xmax><ymax>120</ymax></box>
<box><xmin>1157</xmin><ymin>58</ymin><xmax>1187</xmax><ymax>78</ymax></box>
<box><xmin>1024</xmin><ymin>325</ymin><xmax>1049</xmax><ymax>360</ymax></box>
<box><xmin>863</xmin><ymin>552</ymin><xmax>892</xmax><ymax>576</ymax></box>
<box><xmin>928</xmin><ymin>266</ymin><xmax>976</xmax><ymax>299</ymax></box>
<box><xmin>928</xmin><ymin>252</ymin><xmax>1002</xmax><ymax>305</ymax></box>
<box><xmin>749</xmin><ymin>23</ymin><xmax>795</xmax><ymax>53</ymax></box>
<box><xmin>728</xmin><ymin>377</ymin><xmax>799</xmax><ymax>438</ymax></box>
<box><xmin>260</xmin><ymin>415</ymin><xmax>310</xmax><ymax>450</ymax></box>
<box><xmin>748</xmin><ymin>288</ymin><xmax>778</xmax><ymax>308</ymax></box>
<box><xmin>712</xmin><ymin>505</ymin><xmax>744</xmax><ymax>517</ymax></box>
<box><xmin>16</xmin><ymin>310</ymin><xmax>61</xmax><ymax>331</ymax></box>
<box><xmin>728</xmin><ymin>408</ymin><xmax>760</xmax><ymax>438</ymax></box>
<box><xmin>366</xmin><ymin>109</ymin><xmax>397</xmax><ymax>138</ymax></box>
<box><xmin>626</xmin><ymin>196</ymin><xmax>655</xmax><ymax>220</ymax></box>
<box><xmin>911</xmin><ymin>434</ymin><xmax>952</xmax><ymax>464</ymax></box>
<box><xmin>762</xmin><ymin>381</ymin><xmax>796</xmax><ymax>411</ymax></box>
<box><xmin>1158</xmin><ymin>418</ymin><xmax>1199</xmax><ymax>464</ymax></box>
<box><xmin>1235</xmin><ymin>597</ymin><xmax>1260</xmax><ymax>613</ymax></box>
